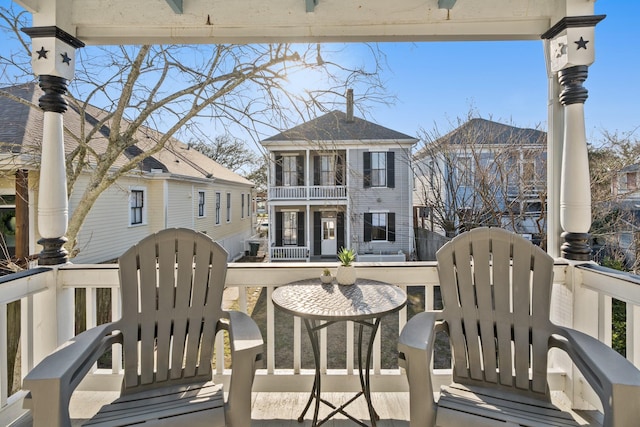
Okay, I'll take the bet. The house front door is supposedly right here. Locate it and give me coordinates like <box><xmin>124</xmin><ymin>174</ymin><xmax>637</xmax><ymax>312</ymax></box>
<box><xmin>321</xmin><ymin>218</ymin><xmax>337</xmax><ymax>256</ymax></box>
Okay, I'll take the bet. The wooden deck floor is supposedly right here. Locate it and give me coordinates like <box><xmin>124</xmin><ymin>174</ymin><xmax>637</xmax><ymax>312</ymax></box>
<box><xmin>11</xmin><ymin>388</ymin><xmax>599</xmax><ymax>426</ymax></box>
<box><xmin>67</xmin><ymin>391</ymin><xmax>410</xmax><ymax>426</ymax></box>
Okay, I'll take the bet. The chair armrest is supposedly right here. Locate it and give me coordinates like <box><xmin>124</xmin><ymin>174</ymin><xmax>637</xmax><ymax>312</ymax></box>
<box><xmin>551</xmin><ymin>325</ymin><xmax>640</xmax><ymax>427</ymax></box>
<box><xmin>222</xmin><ymin>310</ymin><xmax>264</xmax><ymax>427</ymax></box>
<box><xmin>398</xmin><ymin>311</ymin><xmax>442</xmax><ymax>427</ymax></box>
<box><xmin>23</xmin><ymin>321</ymin><xmax>122</xmax><ymax>427</ymax></box>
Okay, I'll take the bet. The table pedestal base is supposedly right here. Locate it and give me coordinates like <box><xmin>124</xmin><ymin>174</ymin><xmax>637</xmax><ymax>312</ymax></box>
<box><xmin>299</xmin><ymin>318</ymin><xmax>382</xmax><ymax>427</ymax></box>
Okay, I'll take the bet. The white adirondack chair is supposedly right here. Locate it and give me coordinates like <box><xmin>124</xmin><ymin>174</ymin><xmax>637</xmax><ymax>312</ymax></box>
<box><xmin>23</xmin><ymin>228</ymin><xmax>263</xmax><ymax>427</ymax></box>
<box><xmin>399</xmin><ymin>227</ymin><xmax>640</xmax><ymax>427</ymax></box>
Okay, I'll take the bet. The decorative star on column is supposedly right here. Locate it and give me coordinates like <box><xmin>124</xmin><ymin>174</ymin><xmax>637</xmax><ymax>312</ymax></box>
<box><xmin>36</xmin><ymin>46</ymin><xmax>49</xmax><ymax>59</ymax></box>
<box><xmin>553</xmin><ymin>41</ymin><xmax>567</xmax><ymax>58</ymax></box>
<box><xmin>574</xmin><ymin>36</ymin><xmax>589</xmax><ymax>50</ymax></box>
<box><xmin>60</xmin><ymin>52</ymin><xmax>72</xmax><ymax>65</ymax></box>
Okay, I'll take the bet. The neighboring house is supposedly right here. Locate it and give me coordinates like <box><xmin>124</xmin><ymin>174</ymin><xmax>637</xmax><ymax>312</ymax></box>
<box><xmin>413</xmin><ymin>118</ymin><xmax>547</xmax><ymax>242</ymax></box>
<box><xmin>0</xmin><ymin>83</ymin><xmax>255</xmax><ymax>263</ymax></box>
<box><xmin>595</xmin><ymin>164</ymin><xmax>640</xmax><ymax>269</ymax></box>
<box><xmin>260</xmin><ymin>92</ymin><xmax>418</xmax><ymax>262</ymax></box>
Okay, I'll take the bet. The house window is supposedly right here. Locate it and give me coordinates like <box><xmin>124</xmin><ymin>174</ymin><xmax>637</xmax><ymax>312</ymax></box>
<box><xmin>215</xmin><ymin>192</ymin><xmax>221</xmax><ymax>224</ymax></box>
<box><xmin>241</xmin><ymin>194</ymin><xmax>245</xmax><ymax>219</ymax></box>
<box><xmin>364</xmin><ymin>212</ymin><xmax>396</xmax><ymax>242</ymax></box>
<box><xmin>457</xmin><ymin>156</ymin><xmax>473</xmax><ymax>187</ymax></box>
<box><xmin>320</xmin><ymin>155</ymin><xmax>335</xmax><ymax>186</ymax></box>
<box><xmin>371</xmin><ymin>213</ymin><xmax>387</xmax><ymax>240</ymax></box>
<box><xmin>626</xmin><ymin>172</ymin><xmax>638</xmax><ymax>191</ymax></box>
<box><xmin>130</xmin><ymin>189</ymin><xmax>145</xmax><ymax>225</ymax></box>
<box><xmin>363</xmin><ymin>151</ymin><xmax>394</xmax><ymax>188</ymax></box>
<box><xmin>283</xmin><ymin>155</ymin><xmax>298</xmax><ymax>187</ymax></box>
<box><xmin>226</xmin><ymin>192</ymin><xmax>231</xmax><ymax>222</ymax></box>
<box><xmin>247</xmin><ymin>193</ymin><xmax>251</xmax><ymax>217</ymax></box>
<box><xmin>371</xmin><ymin>152</ymin><xmax>386</xmax><ymax>187</ymax></box>
<box><xmin>521</xmin><ymin>159</ymin><xmax>536</xmax><ymax>186</ymax></box>
<box><xmin>283</xmin><ymin>211</ymin><xmax>298</xmax><ymax>245</ymax></box>
<box><xmin>198</xmin><ymin>191</ymin><xmax>206</xmax><ymax>217</ymax></box>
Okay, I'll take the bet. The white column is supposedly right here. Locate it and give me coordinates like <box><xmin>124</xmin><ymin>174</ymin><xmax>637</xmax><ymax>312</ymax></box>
<box><xmin>542</xmin><ymin>15</ymin><xmax>604</xmax><ymax>260</ymax></box>
<box><xmin>23</xmin><ymin>27</ymin><xmax>84</xmax><ymax>265</ymax></box>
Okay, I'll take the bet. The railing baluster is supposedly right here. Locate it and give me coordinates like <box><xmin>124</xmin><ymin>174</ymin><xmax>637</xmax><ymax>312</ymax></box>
<box><xmin>266</xmin><ymin>286</ymin><xmax>275</xmax><ymax>373</ymax></box>
<box><xmin>294</xmin><ymin>316</ymin><xmax>301</xmax><ymax>373</ymax></box>
<box><xmin>320</xmin><ymin>321</ymin><xmax>327</xmax><ymax>373</ymax></box>
<box><xmin>1</xmin><ymin>303</ymin><xmax>8</xmax><ymax>408</ymax></box>
<box><xmin>629</xmin><ymin>304</ymin><xmax>640</xmax><ymax>366</ymax></box>
<box><xmin>22</xmin><ymin>295</ymin><xmax>34</xmax><ymax>383</ymax></box>
<box><xmin>111</xmin><ymin>287</ymin><xmax>122</xmax><ymax>374</ymax></box>
<box><xmin>346</xmin><ymin>321</ymin><xmax>354</xmax><ymax>373</ymax></box>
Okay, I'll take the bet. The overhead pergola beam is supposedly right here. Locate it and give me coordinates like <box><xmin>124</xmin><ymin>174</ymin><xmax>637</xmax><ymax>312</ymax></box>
<box><xmin>165</xmin><ymin>0</ymin><xmax>183</xmax><ymax>14</ymax></box>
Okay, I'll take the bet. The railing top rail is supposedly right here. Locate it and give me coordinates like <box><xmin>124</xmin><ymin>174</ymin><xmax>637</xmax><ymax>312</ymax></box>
<box><xmin>577</xmin><ymin>263</ymin><xmax>640</xmax><ymax>305</ymax></box>
<box><xmin>0</xmin><ymin>267</ymin><xmax>53</xmax><ymax>305</ymax></box>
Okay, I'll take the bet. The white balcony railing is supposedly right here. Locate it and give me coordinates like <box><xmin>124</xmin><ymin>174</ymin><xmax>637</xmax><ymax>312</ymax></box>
<box><xmin>309</xmin><ymin>185</ymin><xmax>346</xmax><ymax>199</ymax></box>
<box><xmin>269</xmin><ymin>246</ymin><xmax>309</xmax><ymax>261</ymax></box>
<box><xmin>268</xmin><ymin>186</ymin><xmax>307</xmax><ymax>200</ymax></box>
<box><xmin>268</xmin><ymin>185</ymin><xmax>347</xmax><ymax>201</ymax></box>
<box><xmin>2</xmin><ymin>260</ymin><xmax>640</xmax><ymax>425</ymax></box>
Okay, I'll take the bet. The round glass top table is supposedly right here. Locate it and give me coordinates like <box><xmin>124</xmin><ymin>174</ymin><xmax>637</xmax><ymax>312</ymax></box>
<box><xmin>272</xmin><ymin>278</ymin><xmax>407</xmax><ymax>427</ymax></box>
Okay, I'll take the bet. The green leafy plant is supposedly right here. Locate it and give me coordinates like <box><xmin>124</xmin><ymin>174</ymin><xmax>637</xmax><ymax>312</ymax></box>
<box><xmin>337</xmin><ymin>247</ymin><xmax>356</xmax><ymax>267</ymax></box>
<box><xmin>322</xmin><ymin>268</ymin><xmax>331</xmax><ymax>276</ymax></box>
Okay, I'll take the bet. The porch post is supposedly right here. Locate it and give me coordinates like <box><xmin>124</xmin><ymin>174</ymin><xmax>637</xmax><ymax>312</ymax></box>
<box><xmin>21</xmin><ymin>27</ymin><xmax>84</xmax><ymax>265</ymax></box>
<box><xmin>541</xmin><ymin>15</ymin><xmax>605</xmax><ymax>261</ymax></box>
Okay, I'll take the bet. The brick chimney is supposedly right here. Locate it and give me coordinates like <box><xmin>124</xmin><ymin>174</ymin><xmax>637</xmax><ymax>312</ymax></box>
<box><xmin>346</xmin><ymin>88</ymin><xmax>354</xmax><ymax>123</ymax></box>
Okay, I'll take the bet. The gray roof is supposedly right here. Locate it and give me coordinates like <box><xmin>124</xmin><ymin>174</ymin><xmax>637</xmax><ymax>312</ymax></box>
<box><xmin>0</xmin><ymin>83</ymin><xmax>40</xmax><ymax>154</ymax></box>
<box><xmin>415</xmin><ymin>118</ymin><xmax>546</xmax><ymax>159</ymax></box>
<box><xmin>262</xmin><ymin>110</ymin><xmax>416</xmax><ymax>143</ymax></box>
<box><xmin>0</xmin><ymin>83</ymin><xmax>252</xmax><ymax>186</ymax></box>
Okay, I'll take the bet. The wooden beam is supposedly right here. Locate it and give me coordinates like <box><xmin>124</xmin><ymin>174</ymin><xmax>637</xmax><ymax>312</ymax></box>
<box><xmin>165</xmin><ymin>0</ymin><xmax>183</xmax><ymax>14</ymax></box>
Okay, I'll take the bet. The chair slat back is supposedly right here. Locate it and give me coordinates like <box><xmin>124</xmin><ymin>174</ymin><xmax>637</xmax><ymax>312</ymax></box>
<box><xmin>118</xmin><ymin>228</ymin><xmax>228</xmax><ymax>394</ymax></box>
<box><xmin>436</xmin><ymin>227</ymin><xmax>554</xmax><ymax>397</ymax></box>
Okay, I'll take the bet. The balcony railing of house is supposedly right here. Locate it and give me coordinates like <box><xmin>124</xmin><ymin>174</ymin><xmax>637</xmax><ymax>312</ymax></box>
<box><xmin>507</xmin><ymin>182</ymin><xmax>547</xmax><ymax>200</ymax></box>
<box><xmin>269</xmin><ymin>246</ymin><xmax>309</xmax><ymax>261</ymax></box>
<box><xmin>269</xmin><ymin>185</ymin><xmax>347</xmax><ymax>201</ymax></box>
<box><xmin>309</xmin><ymin>185</ymin><xmax>347</xmax><ymax>199</ymax></box>
<box><xmin>1</xmin><ymin>260</ymin><xmax>640</xmax><ymax>425</ymax></box>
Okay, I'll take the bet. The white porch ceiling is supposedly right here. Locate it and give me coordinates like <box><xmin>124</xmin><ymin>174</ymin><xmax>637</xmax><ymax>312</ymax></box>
<box><xmin>14</xmin><ymin>0</ymin><xmax>596</xmax><ymax>45</ymax></box>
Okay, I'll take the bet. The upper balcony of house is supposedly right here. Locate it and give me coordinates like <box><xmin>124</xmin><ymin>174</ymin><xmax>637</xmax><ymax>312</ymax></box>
<box><xmin>267</xmin><ymin>150</ymin><xmax>348</xmax><ymax>202</ymax></box>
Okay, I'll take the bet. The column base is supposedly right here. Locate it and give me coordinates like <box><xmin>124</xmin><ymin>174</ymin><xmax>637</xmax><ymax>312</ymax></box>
<box><xmin>38</xmin><ymin>236</ymin><xmax>69</xmax><ymax>265</ymax></box>
<box><xmin>561</xmin><ymin>232</ymin><xmax>591</xmax><ymax>261</ymax></box>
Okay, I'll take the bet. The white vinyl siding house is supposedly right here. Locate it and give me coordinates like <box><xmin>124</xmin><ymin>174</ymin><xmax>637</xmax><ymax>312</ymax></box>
<box><xmin>0</xmin><ymin>83</ymin><xmax>256</xmax><ymax>263</ymax></box>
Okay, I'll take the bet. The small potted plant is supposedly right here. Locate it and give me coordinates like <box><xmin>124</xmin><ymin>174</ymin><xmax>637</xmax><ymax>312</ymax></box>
<box><xmin>320</xmin><ymin>268</ymin><xmax>333</xmax><ymax>284</ymax></box>
<box><xmin>336</xmin><ymin>247</ymin><xmax>357</xmax><ymax>285</ymax></box>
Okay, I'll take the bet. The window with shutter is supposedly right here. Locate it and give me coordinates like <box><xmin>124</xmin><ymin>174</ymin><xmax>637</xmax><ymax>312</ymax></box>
<box><xmin>363</xmin><ymin>212</ymin><xmax>395</xmax><ymax>242</ymax></box>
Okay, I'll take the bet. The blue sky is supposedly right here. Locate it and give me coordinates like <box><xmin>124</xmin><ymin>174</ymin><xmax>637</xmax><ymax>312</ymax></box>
<box><xmin>1</xmin><ymin>0</ymin><xmax>637</xmax><ymax>146</ymax></box>
<box><xmin>366</xmin><ymin>1</ymin><xmax>639</xmax><ymax>143</ymax></box>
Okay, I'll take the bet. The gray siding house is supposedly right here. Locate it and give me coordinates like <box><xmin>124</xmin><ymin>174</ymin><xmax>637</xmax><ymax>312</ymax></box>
<box><xmin>413</xmin><ymin>118</ymin><xmax>547</xmax><ymax>242</ymax></box>
<box><xmin>261</xmin><ymin>95</ymin><xmax>418</xmax><ymax>262</ymax></box>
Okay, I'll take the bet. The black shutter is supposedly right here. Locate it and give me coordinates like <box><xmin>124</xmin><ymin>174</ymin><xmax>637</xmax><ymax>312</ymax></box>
<box><xmin>363</xmin><ymin>152</ymin><xmax>371</xmax><ymax>188</ymax></box>
<box><xmin>364</xmin><ymin>213</ymin><xmax>372</xmax><ymax>242</ymax></box>
<box><xmin>297</xmin><ymin>211</ymin><xmax>305</xmax><ymax>246</ymax></box>
<box><xmin>314</xmin><ymin>212</ymin><xmax>321</xmax><ymax>255</ymax></box>
<box><xmin>387</xmin><ymin>151</ymin><xmax>395</xmax><ymax>188</ymax></box>
<box><xmin>313</xmin><ymin>156</ymin><xmax>320</xmax><ymax>185</ymax></box>
<box><xmin>275</xmin><ymin>155</ymin><xmax>283</xmax><ymax>186</ymax></box>
<box><xmin>336</xmin><ymin>155</ymin><xmax>343</xmax><ymax>185</ymax></box>
<box><xmin>387</xmin><ymin>212</ymin><xmax>396</xmax><ymax>241</ymax></box>
<box><xmin>297</xmin><ymin>155</ymin><xmax>304</xmax><ymax>186</ymax></box>
<box><xmin>275</xmin><ymin>211</ymin><xmax>283</xmax><ymax>246</ymax></box>
<box><xmin>337</xmin><ymin>211</ymin><xmax>345</xmax><ymax>253</ymax></box>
